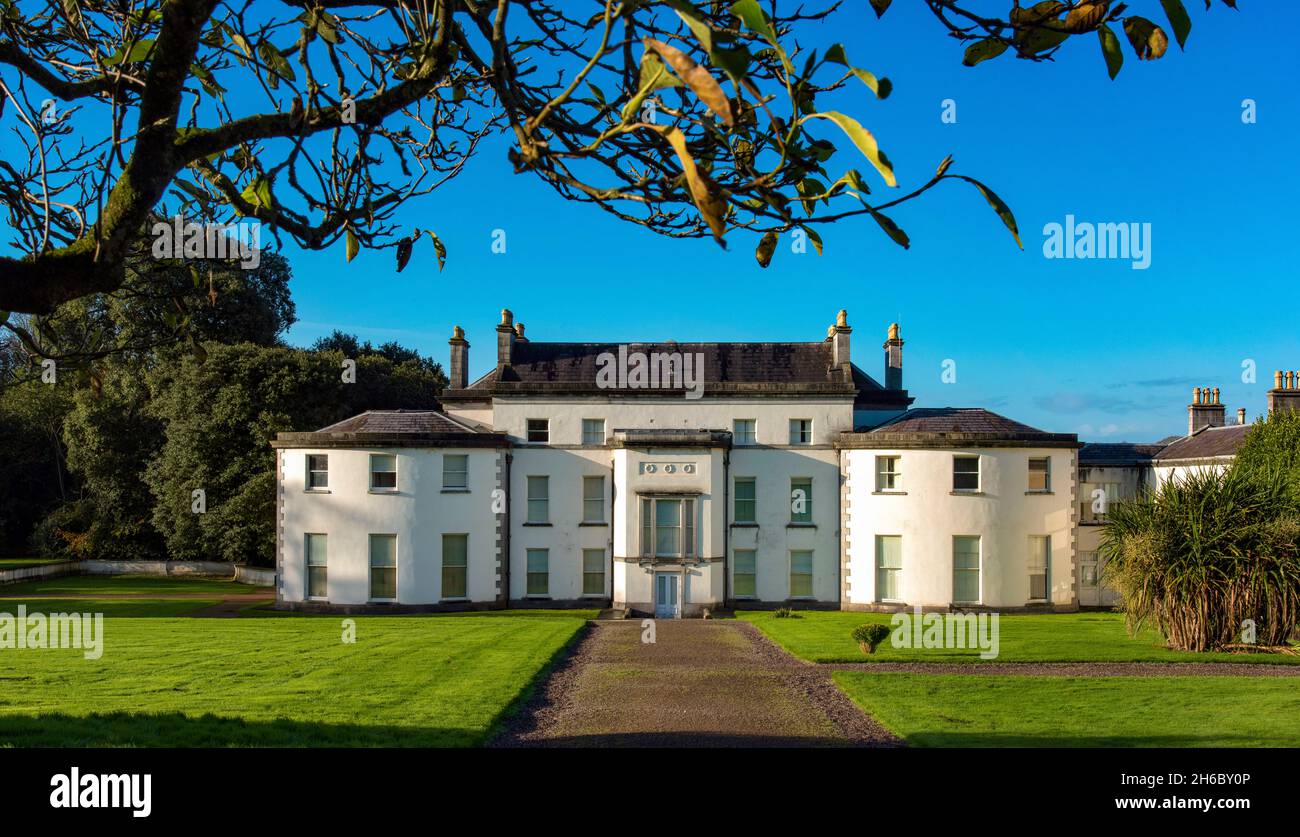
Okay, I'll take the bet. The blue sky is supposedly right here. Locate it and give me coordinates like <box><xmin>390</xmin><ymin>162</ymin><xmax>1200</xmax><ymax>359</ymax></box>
<box><xmin>10</xmin><ymin>3</ymin><xmax>1300</xmax><ymax>442</ymax></box>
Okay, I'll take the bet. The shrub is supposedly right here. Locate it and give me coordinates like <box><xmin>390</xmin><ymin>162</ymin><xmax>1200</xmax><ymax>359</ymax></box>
<box><xmin>773</xmin><ymin>607</ymin><xmax>798</xmax><ymax>619</ymax></box>
<box><xmin>852</xmin><ymin>623</ymin><xmax>892</xmax><ymax>654</ymax></box>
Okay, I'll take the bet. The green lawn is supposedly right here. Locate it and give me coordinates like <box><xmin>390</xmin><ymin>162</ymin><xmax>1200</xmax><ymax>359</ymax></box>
<box><xmin>0</xmin><ymin>581</ymin><xmax>594</xmax><ymax>746</ymax></box>
<box><xmin>0</xmin><ymin>558</ymin><xmax>66</xmax><ymax>571</ymax></box>
<box><xmin>834</xmin><ymin>672</ymin><xmax>1300</xmax><ymax>747</ymax></box>
<box><xmin>0</xmin><ymin>574</ymin><xmax>248</xmax><ymax>598</ymax></box>
<box><xmin>739</xmin><ymin>610</ymin><xmax>1300</xmax><ymax>664</ymax></box>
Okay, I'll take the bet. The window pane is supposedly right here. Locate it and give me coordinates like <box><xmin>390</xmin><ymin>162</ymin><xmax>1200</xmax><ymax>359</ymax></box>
<box><xmin>369</xmin><ymin>534</ymin><xmax>396</xmax><ymax>567</ymax></box>
<box><xmin>1028</xmin><ymin>535</ymin><xmax>1049</xmax><ymax>600</ymax></box>
<box><xmin>789</xmin><ymin>419</ymin><xmax>812</xmax><ymax>445</ymax></box>
<box><xmin>526</xmin><ymin>549</ymin><xmax>548</xmax><ymax>595</ymax></box>
<box><xmin>583</xmin><ymin>549</ymin><xmax>605</xmax><ymax>595</ymax></box>
<box><xmin>369</xmin><ymin>534</ymin><xmax>396</xmax><ymax>599</ymax></box>
<box><xmin>876</xmin><ymin>456</ymin><xmax>899</xmax><ymax>491</ymax></box>
<box><xmin>790</xmin><ymin>550</ymin><xmax>813</xmax><ymax>597</ymax></box>
<box><xmin>370</xmin><ymin>454</ymin><xmax>397</xmax><ymax>490</ymax></box>
<box><xmin>733</xmin><ymin>419</ymin><xmax>756</xmax><ymax>445</ymax></box>
<box><xmin>953</xmin><ymin>536</ymin><xmax>980</xmax><ymax>603</ymax></box>
<box><xmin>305</xmin><ymin>533</ymin><xmax>328</xmax><ymax>566</ymax></box>
<box><xmin>734</xmin><ymin>477</ymin><xmax>756</xmax><ymax>523</ymax></box>
<box><xmin>953</xmin><ymin>456</ymin><xmax>979</xmax><ymax>491</ymax></box>
<box><xmin>306</xmin><ymin>533</ymin><xmax>327</xmax><ymax>597</ymax></box>
<box><xmin>684</xmin><ymin>499</ymin><xmax>695</xmax><ymax>557</ymax></box>
<box><xmin>582</xmin><ymin>419</ymin><xmax>605</xmax><ymax>445</ymax></box>
<box><xmin>734</xmin><ymin>548</ymin><xmax>756</xmax><ymax>598</ymax></box>
<box><xmin>655</xmin><ymin>499</ymin><xmax>681</xmax><ymax>557</ymax></box>
<box><xmin>1029</xmin><ymin>457</ymin><xmax>1050</xmax><ymax>491</ymax></box>
<box><xmin>307</xmin><ymin>566</ymin><xmax>328</xmax><ymax>598</ymax></box>
<box><xmin>527</xmin><ymin>476</ymin><xmax>549</xmax><ymax>523</ymax></box>
<box><xmin>876</xmin><ymin>535</ymin><xmax>901</xmax><ymax>602</ymax></box>
<box><xmin>790</xmin><ymin>477</ymin><xmax>812</xmax><ymax>523</ymax></box>
<box><xmin>307</xmin><ymin>454</ymin><xmax>329</xmax><ymax>489</ymax></box>
<box><xmin>443</xmin><ymin>454</ymin><xmax>468</xmax><ymax>489</ymax></box>
<box><xmin>641</xmin><ymin>498</ymin><xmax>652</xmax><ymax>558</ymax></box>
<box><xmin>527</xmin><ymin>419</ymin><xmax>549</xmax><ymax>443</ymax></box>
<box><xmin>583</xmin><ymin>476</ymin><xmax>604</xmax><ymax>522</ymax></box>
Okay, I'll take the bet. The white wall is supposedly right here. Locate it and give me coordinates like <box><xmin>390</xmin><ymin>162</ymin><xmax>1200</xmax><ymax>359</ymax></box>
<box><xmin>843</xmin><ymin>447</ymin><xmax>1076</xmax><ymax>609</ymax></box>
<box><xmin>279</xmin><ymin>447</ymin><xmax>503</xmax><ymax>605</ymax></box>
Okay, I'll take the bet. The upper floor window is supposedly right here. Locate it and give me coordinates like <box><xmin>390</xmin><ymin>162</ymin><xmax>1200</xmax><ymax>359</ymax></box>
<box><xmin>306</xmin><ymin>454</ymin><xmax>329</xmax><ymax>490</ymax></box>
<box><xmin>1028</xmin><ymin>457</ymin><xmax>1051</xmax><ymax>492</ymax></box>
<box><xmin>442</xmin><ymin>454</ymin><xmax>468</xmax><ymax>490</ymax></box>
<box><xmin>789</xmin><ymin>419</ymin><xmax>813</xmax><ymax>445</ymax></box>
<box><xmin>733</xmin><ymin>419</ymin><xmax>757</xmax><ymax>445</ymax></box>
<box><xmin>640</xmin><ymin>497</ymin><xmax>696</xmax><ymax>560</ymax></box>
<box><xmin>370</xmin><ymin>454</ymin><xmax>397</xmax><ymax>492</ymax></box>
<box><xmin>526</xmin><ymin>418</ymin><xmax>549</xmax><ymax>443</ymax></box>
<box><xmin>583</xmin><ymin>476</ymin><xmax>605</xmax><ymax>523</ymax></box>
<box><xmin>581</xmin><ymin>418</ymin><xmax>606</xmax><ymax>445</ymax></box>
<box><xmin>790</xmin><ymin>477</ymin><xmax>813</xmax><ymax>523</ymax></box>
<box><xmin>875</xmin><ymin>455</ymin><xmax>900</xmax><ymax>491</ymax></box>
<box><xmin>527</xmin><ymin>476</ymin><xmax>549</xmax><ymax>523</ymax></box>
<box><xmin>952</xmin><ymin>456</ymin><xmax>980</xmax><ymax>492</ymax></box>
<box><xmin>734</xmin><ymin>477</ymin><xmax>756</xmax><ymax>523</ymax></box>
<box><xmin>1081</xmin><ymin>481</ymin><xmax>1125</xmax><ymax>523</ymax></box>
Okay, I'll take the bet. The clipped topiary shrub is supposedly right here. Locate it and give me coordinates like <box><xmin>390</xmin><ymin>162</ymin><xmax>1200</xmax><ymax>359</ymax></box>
<box><xmin>852</xmin><ymin>623</ymin><xmax>892</xmax><ymax>655</ymax></box>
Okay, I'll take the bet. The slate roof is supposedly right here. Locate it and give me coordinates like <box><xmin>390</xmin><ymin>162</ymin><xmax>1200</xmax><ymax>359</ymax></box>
<box><xmin>316</xmin><ymin>410</ymin><xmax>480</xmax><ymax>434</ymax></box>
<box><xmin>273</xmin><ymin>409</ymin><xmax>507</xmax><ymax>449</ymax></box>
<box><xmin>1153</xmin><ymin>424</ymin><xmax>1251</xmax><ymax>462</ymax></box>
<box><xmin>447</xmin><ymin>341</ymin><xmax>912</xmax><ymax>409</ymax></box>
<box><xmin>837</xmin><ymin>407</ymin><xmax>1079</xmax><ymax>449</ymax></box>
<box><xmin>871</xmin><ymin>408</ymin><xmax>1047</xmax><ymax>435</ymax></box>
<box><xmin>1078</xmin><ymin>442</ymin><xmax>1166</xmax><ymax>466</ymax></box>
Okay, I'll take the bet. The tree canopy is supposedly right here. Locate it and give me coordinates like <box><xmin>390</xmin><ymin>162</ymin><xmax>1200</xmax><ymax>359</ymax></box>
<box><xmin>0</xmin><ymin>0</ymin><xmax>1235</xmax><ymax>320</ymax></box>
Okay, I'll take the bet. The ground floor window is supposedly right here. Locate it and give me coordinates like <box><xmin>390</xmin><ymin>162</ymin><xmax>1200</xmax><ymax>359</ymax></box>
<box><xmin>369</xmin><ymin>534</ymin><xmax>397</xmax><ymax>600</ymax></box>
<box><xmin>1028</xmin><ymin>535</ymin><xmax>1050</xmax><ymax>601</ymax></box>
<box><xmin>527</xmin><ymin>548</ymin><xmax>549</xmax><ymax>595</ymax></box>
<box><xmin>442</xmin><ymin>534</ymin><xmax>468</xmax><ymax>598</ymax></box>
<box><xmin>789</xmin><ymin>550</ymin><xmax>814</xmax><ymax>598</ymax></box>
<box><xmin>733</xmin><ymin>549</ymin><xmax>756</xmax><ymax>598</ymax></box>
<box><xmin>875</xmin><ymin>535</ymin><xmax>901</xmax><ymax>602</ymax></box>
<box><xmin>582</xmin><ymin>548</ymin><xmax>605</xmax><ymax>595</ymax></box>
<box><xmin>305</xmin><ymin>533</ymin><xmax>327</xmax><ymax>598</ymax></box>
<box><xmin>952</xmin><ymin>535</ymin><xmax>980</xmax><ymax>604</ymax></box>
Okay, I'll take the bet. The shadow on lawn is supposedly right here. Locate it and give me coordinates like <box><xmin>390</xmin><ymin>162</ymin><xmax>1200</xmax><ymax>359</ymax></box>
<box><xmin>0</xmin><ymin>711</ymin><xmax>484</xmax><ymax>748</ymax></box>
<box><xmin>901</xmin><ymin>731</ymin><xmax>1284</xmax><ymax>748</ymax></box>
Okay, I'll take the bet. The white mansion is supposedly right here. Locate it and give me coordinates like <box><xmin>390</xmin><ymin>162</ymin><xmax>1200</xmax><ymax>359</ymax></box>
<box><xmin>272</xmin><ymin>309</ymin><xmax>1300</xmax><ymax>617</ymax></box>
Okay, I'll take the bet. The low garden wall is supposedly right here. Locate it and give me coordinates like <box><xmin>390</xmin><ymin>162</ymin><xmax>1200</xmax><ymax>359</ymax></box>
<box><xmin>0</xmin><ymin>560</ymin><xmax>276</xmax><ymax>587</ymax></box>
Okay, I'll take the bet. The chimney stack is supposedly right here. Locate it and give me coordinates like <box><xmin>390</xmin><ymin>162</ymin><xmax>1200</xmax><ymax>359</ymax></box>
<box><xmin>829</xmin><ymin>309</ymin><xmax>852</xmax><ymax>379</ymax></box>
<box><xmin>1267</xmin><ymin>368</ymin><xmax>1300</xmax><ymax>415</ymax></box>
<box><xmin>1187</xmin><ymin>384</ymin><xmax>1225</xmax><ymax>434</ymax></box>
<box><xmin>448</xmin><ymin>325</ymin><xmax>469</xmax><ymax>390</ymax></box>
<box><xmin>883</xmin><ymin>322</ymin><xmax>903</xmax><ymax>391</ymax></box>
<box><xmin>1237</xmin><ymin>407</ymin><xmax>1247</xmax><ymax>425</ymax></box>
<box><xmin>496</xmin><ymin>308</ymin><xmax>516</xmax><ymax>369</ymax></box>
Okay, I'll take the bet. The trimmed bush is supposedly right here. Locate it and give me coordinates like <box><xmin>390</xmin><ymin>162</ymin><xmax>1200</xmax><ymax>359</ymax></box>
<box><xmin>852</xmin><ymin>623</ymin><xmax>892</xmax><ymax>654</ymax></box>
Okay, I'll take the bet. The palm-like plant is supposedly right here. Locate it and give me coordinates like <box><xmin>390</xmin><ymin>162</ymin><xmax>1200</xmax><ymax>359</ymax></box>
<box><xmin>1100</xmin><ymin>465</ymin><xmax>1300</xmax><ymax>652</ymax></box>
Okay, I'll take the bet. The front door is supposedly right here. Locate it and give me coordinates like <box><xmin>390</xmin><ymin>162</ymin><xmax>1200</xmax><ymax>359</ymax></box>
<box><xmin>654</xmin><ymin>572</ymin><xmax>680</xmax><ymax>618</ymax></box>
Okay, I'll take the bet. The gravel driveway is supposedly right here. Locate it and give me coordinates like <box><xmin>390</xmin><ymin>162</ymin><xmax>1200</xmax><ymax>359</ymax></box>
<box><xmin>493</xmin><ymin>619</ymin><xmax>901</xmax><ymax>748</ymax></box>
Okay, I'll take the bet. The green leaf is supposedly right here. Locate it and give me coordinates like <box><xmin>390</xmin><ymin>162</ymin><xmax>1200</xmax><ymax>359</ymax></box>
<box><xmin>395</xmin><ymin>237</ymin><xmax>413</xmax><ymax>273</ymax></box>
<box><xmin>754</xmin><ymin>231</ymin><xmax>778</xmax><ymax>267</ymax></box>
<box><xmin>802</xmin><ymin>226</ymin><xmax>823</xmax><ymax>255</ymax></box>
<box><xmin>709</xmin><ymin>44</ymin><xmax>751</xmax><ymax>84</ymax></box>
<box><xmin>426</xmin><ymin>230</ymin><xmax>447</xmax><ymax>271</ymax></box>
<box><xmin>802</xmin><ymin>111</ymin><xmax>896</xmax><ymax>187</ymax></box>
<box><xmin>1160</xmin><ymin>0</ymin><xmax>1192</xmax><ymax>49</ymax></box>
<box><xmin>865</xmin><ymin>206</ymin><xmax>909</xmax><ymax>249</ymax></box>
<box><xmin>1098</xmin><ymin>23</ymin><xmax>1124</xmax><ymax>79</ymax></box>
<box><xmin>644</xmin><ymin>37</ymin><xmax>734</xmax><ymax>126</ymax></box>
<box><xmin>824</xmin><ymin>44</ymin><xmax>891</xmax><ymax>99</ymax></box>
<box><xmin>239</xmin><ymin>175</ymin><xmax>275</xmax><ymax>213</ymax></box>
<box><xmin>644</xmin><ymin>124</ymin><xmax>728</xmax><ymax>244</ymax></box>
<box><xmin>663</xmin><ymin>0</ymin><xmax>713</xmax><ymax>54</ymax></box>
<box><xmin>830</xmin><ymin>169</ymin><xmax>870</xmax><ymax>197</ymax></box>
<box><xmin>345</xmin><ymin>230</ymin><xmax>360</xmax><ymax>263</ymax></box>
<box><xmin>950</xmin><ymin>175</ymin><xmax>1022</xmax><ymax>249</ymax></box>
<box><xmin>731</xmin><ymin>0</ymin><xmax>777</xmax><ymax>44</ymax></box>
<box><xmin>1122</xmin><ymin>16</ymin><xmax>1169</xmax><ymax>60</ymax></box>
<box><xmin>962</xmin><ymin>38</ymin><xmax>1009</xmax><ymax>67</ymax></box>
<box><xmin>103</xmin><ymin>39</ymin><xmax>156</xmax><ymax>66</ymax></box>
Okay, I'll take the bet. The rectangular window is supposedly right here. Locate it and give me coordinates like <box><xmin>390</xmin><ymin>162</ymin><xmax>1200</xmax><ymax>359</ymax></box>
<box><xmin>582</xmin><ymin>548</ymin><xmax>605</xmax><ymax>595</ymax></box>
<box><xmin>641</xmin><ymin>497</ymin><xmax>695</xmax><ymax>559</ymax></box>
<box><xmin>305</xmin><ymin>533</ymin><xmax>327</xmax><ymax>599</ymax></box>
<box><xmin>442</xmin><ymin>454</ymin><xmax>468</xmax><ymax>490</ymax></box>
<box><xmin>790</xmin><ymin>477</ymin><xmax>813</xmax><ymax>524</ymax></box>
<box><xmin>526</xmin><ymin>418</ymin><xmax>550</xmax><ymax>443</ymax></box>
<box><xmin>1028</xmin><ymin>535</ymin><xmax>1050</xmax><ymax>601</ymax></box>
<box><xmin>369</xmin><ymin>534</ymin><xmax>397</xmax><ymax>600</ymax></box>
<box><xmin>876</xmin><ymin>535</ymin><xmax>902</xmax><ymax>602</ymax></box>
<box><xmin>734</xmin><ymin>549</ymin><xmax>757</xmax><ymax>598</ymax></box>
<box><xmin>733</xmin><ymin>419</ymin><xmax>756</xmax><ymax>445</ymax></box>
<box><xmin>733</xmin><ymin>477</ymin><xmax>756</xmax><ymax>523</ymax></box>
<box><xmin>876</xmin><ymin>456</ymin><xmax>900</xmax><ymax>491</ymax></box>
<box><xmin>583</xmin><ymin>476</ymin><xmax>605</xmax><ymax>523</ymax></box>
<box><xmin>306</xmin><ymin>454</ymin><xmax>329</xmax><ymax>490</ymax></box>
<box><xmin>789</xmin><ymin>419</ymin><xmax>813</xmax><ymax>445</ymax></box>
<box><xmin>526</xmin><ymin>548</ymin><xmax>549</xmax><ymax>595</ymax></box>
<box><xmin>1028</xmin><ymin>457</ymin><xmax>1051</xmax><ymax>492</ymax></box>
<box><xmin>952</xmin><ymin>456</ymin><xmax>980</xmax><ymax>492</ymax></box>
<box><xmin>952</xmin><ymin>536</ymin><xmax>981</xmax><ymax>604</ymax></box>
<box><xmin>527</xmin><ymin>476</ymin><xmax>549</xmax><ymax>523</ymax></box>
<box><xmin>790</xmin><ymin>550</ymin><xmax>814</xmax><ymax>598</ymax></box>
<box><xmin>442</xmin><ymin>534</ymin><xmax>468</xmax><ymax>598</ymax></box>
<box><xmin>370</xmin><ymin>454</ymin><xmax>397</xmax><ymax>491</ymax></box>
<box><xmin>581</xmin><ymin>418</ymin><xmax>605</xmax><ymax>445</ymax></box>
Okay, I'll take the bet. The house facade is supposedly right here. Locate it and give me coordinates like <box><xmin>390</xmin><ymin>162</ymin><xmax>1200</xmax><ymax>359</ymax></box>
<box><xmin>274</xmin><ymin>309</ymin><xmax>1084</xmax><ymax>615</ymax></box>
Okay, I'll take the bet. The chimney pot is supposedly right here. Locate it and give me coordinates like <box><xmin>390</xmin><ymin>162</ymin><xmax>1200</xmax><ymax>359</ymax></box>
<box><xmin>500</xmin><ymin>308</ymin><xmax>513</xmax><ymax>326</ymax></box>
<box><xmin>1288</xmin><ymin>371</ymin><xmax>1296</xmax><ymax>390</ymax></box>
<box><xmin>1193</xmin><ymin>386</ymin><xmax>1201</xmax><ymax>405</ymax></box>
<box><xmin>836</xmin><ymin>309</ymin><xmax>848</xmax><ymax>329</ymax></box>
<box><xmin>1237</xmin><ymin>407</ymin><xmax>1247</xmax><ymax>425</ymax></box>
<box><xmin>1212</xmin><ymin>386</ymin><xmax>1221</xmax><ymax>405</ymax></box>
<box><xmin>515</xmin><ymin>322</ymin><xmax>526</xmax><ymax>340</ymax></box>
